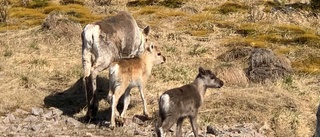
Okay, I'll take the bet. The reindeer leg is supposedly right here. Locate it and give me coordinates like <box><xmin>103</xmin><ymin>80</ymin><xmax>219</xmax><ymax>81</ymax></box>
<box><xmin>157</xmin><ymin>117</ymin><xmax>175</xmax><ymax>137</ymax></box>
<box><xmin>176</xmin><ymin>118</ymin><xmax>184</xmax><ymax>137</ymax></box>
<box><xmin>138</xmin><ymin>84</ymin><xmax>149</xmax><ymax>118</ymax></box>
<box><xmin>85</xmin><ymin>73</ymin><xmax>98</xmax><ymax>121</ymax></box>
<box><xmin>110</xmin><ymin>84</ymin><xmax>126</xmax><ymax>129</ymax></box>
<box><xmin>120</xmin><ymin>87</ymin><xmax>132</xmax><ymax>118</ymax></box>
<box><xmin>86</xmin><ymin>57</ymin><xmax>110</xmax><ymax>120</ymax></box>
<box><xmin>189</xmin><ymin>115</ymin><xmax>199</xmax><ymax>137</ymax></box>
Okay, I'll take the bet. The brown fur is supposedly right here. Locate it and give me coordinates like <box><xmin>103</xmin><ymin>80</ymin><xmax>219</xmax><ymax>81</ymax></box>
<box><xmin>156</xmin><ymin>67</ymin><xmax>224</xmax><ymax>137</ymax></box>
<box><xmin>108</xmin><ymin>43</ymin><xmax>165</xmax><ymax>129</ymax></box>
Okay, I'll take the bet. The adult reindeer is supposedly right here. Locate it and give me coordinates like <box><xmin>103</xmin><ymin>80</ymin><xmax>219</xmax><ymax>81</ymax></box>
<box><xmin>81</xmin><ymin>11</ymin><xmax>150</xmax><ymax>120</ymax></box>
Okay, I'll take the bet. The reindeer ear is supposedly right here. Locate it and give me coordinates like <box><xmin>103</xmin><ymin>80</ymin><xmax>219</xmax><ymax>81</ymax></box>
<box><xmin>143</xmin><ymin>26</ymin><xmax>150</xmax><ymax>36</ymax></box>
<box><xmin>199</xmin><ymin>67</ymin><xmax>205</xmax><ymax>76</ymax></box>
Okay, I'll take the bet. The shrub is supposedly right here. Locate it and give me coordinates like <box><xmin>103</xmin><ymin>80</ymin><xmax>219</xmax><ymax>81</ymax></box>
<box><xmin>93</xmin><ymin>0</ymin><xmax>111</xmax><ymax>6</ymax></box>
<box><xmin>310</xmin><ymin>0</ymin><xmax>320</xmax><ymax>9</ymax></box>
<box><xmin>0</xmin><ymin>0</ymin><xmax>9</xmax><ymax>23</ymax></box>
<box><xmin>59</xmin><ymin>0</ymin><xmax>85</xmax><ymax>5</ymax></box>
<box><xmin>28</xmin><ymin>0</ymin><xmax>48</xmax><ymax>8</ymax></box>
<box><xmin>246</xmin><ymin>48</ymin><xmax>292</xmax><ymax>83</ymax></box>
<box><xmin>217</xmin><ymin>2</ymin><xmax>248</xmax><ymax>14</ymax></box>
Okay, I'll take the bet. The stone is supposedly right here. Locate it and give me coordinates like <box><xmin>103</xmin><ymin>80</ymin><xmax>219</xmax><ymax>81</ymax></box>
<box><xmin>86</xmin><ymin>124</ymin><xmax>96</xmax><ymax>129</ymax></box>
<box><xmin>207</xmin><ymin>125</ymin><xmax>221</xmax><ymax>136</ymax></box>
<box><xmin>134</xmin><ymin>129</ymin><xmax>147</xmax><ymax>136</ymax></box>
<box><xmin>31</xmin><ymin>124</ymin><xmax>43</xmax><ymax>131</ymax></box>
<box><xmin>31</xmin><ymin>107</ymin><xmax>44</xmax><ymax>116</ymax></box>
<box><xmin>50</xmin><ymin>107</ymin><xmax>63</xmax><ymax>116</ymax></box>
<box><xmin>23</xmin><ymin>115</ymin><xmax>38</xmax><ymax>122</ymax></box>
<box><xmin>3</xmin><ymin>113</ymin><xmax>16</xmax><ymax>124</ymax></box>
<box><xmin>66</xmin><ymin>118</ymin><xmax>81</xmax><ymax>127</ymax></box>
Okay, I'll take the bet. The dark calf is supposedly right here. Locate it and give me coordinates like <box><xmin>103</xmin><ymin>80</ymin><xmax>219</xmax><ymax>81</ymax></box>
<box><xmin>156</xmin><ymin>67</ymin><xmax>224</xmax><ymax>137</ymax></box>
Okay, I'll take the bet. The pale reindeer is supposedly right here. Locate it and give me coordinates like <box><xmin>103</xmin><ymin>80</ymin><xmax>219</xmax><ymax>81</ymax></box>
<box><xmin>108</xmin><ymin>42</ymin><xmax>166</xmax><ymax>129</ymax></box>
<box><xmin>81</xmin><ymin>11</ymin><xmax>150</xmax><ymax>120</ymax></box>
<box><xmin>156</xmin><ymin>67</ymin><xmax>224</xmax><ymax>137</ymax></box>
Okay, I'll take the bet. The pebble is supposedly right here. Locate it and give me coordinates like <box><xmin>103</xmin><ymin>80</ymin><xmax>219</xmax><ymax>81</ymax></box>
<box><xmin>31</xmin><ymin>107</ymin><xmax>44</xmax><ymax>116</ymax></box>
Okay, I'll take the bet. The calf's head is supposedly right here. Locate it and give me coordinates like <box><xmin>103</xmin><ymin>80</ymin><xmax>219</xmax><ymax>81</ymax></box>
<box><xmin>145</xmin><ymin>42</ymin><xmax>165</xmax><ymax>65</ymax></box>
<box><xmin>198</xmin><ymin>67</ymin><xmax>224</xmax><ymax>88</ymax></box>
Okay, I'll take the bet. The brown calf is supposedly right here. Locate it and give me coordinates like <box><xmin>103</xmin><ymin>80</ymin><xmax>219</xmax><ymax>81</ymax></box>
<box><xmin>108</xmin><ymin>42</ymin><xmax>165</xmax><ymax>129</ymax></box>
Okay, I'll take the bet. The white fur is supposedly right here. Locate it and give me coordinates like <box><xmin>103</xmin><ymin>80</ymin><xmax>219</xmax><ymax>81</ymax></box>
<box><xmin>82</xmin><ymin>24</ymin><xmax>101</xmax><ymax>77</ymax></box>
<box><xmin>160</xmin><ymin>94</ymin><xmax>170</xmax><ymax>113</ymax></box>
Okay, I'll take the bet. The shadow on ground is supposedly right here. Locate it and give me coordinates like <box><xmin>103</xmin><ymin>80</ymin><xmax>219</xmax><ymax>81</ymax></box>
<box><xmin>43</xmin><ymin>76</ymin><xmax>116</xmax><ymax>124</ymax></box>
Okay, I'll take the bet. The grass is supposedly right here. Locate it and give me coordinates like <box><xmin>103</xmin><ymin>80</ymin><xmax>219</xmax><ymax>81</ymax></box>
<box><xmin>0</xmin><ymin>0</ymin><xmax>320</xmax><ymax>136</ymax></box>
<box><xmin>204</xmin><ymin>2</ymin><xmax>249</xmax><ymax>14</ymax></box>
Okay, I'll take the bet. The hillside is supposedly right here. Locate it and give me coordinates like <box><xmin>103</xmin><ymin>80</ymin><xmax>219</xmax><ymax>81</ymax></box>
<box><xmin>0</xmin><ymin>0</ymin><xmax>319</xmax><ymax>136</ymax></box>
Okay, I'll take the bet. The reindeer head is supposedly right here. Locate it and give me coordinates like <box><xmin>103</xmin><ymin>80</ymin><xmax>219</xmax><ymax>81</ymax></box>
<box><xmin>198</xmin><ymin>67</ymin><xmax>224</xmax><ymax>88</ymax></box>
<box><xmin>145</xmin><ymin>42</ymin><xmax>166</xmax><ymax>65</ymax></box>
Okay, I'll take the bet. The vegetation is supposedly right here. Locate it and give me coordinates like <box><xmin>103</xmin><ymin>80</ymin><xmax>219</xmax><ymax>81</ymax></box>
<box><xmin>0</xmin><ymin>0</ymin><xmax>319</xmax><ymax>136</ymax></box>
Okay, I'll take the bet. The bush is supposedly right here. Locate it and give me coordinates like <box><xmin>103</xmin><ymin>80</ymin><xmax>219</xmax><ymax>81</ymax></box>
<box><xmin>0</xmin><ymin>0</ymin><xmax>9</xmax><ymax>23</ymax></box>
<box><xmin>28</xmin><ymin>0</ymin><xmax>48</xmax><ymax>8</ymax></box>
<box><xmin>311</xmin><ymin>0</ymin><xmax>320</xmax><ymax>9</ymax></box>
<box><xmin>59</xmin><ymin>0</ymin><xmax>84</xmax><ymax>5</ymax></box>
<box><xmin>246</xmin><ymin>48</ymin><xmax>292</xmax><ymax>83</ymax></box>
<box><xmin>94</xmin><ymin>0</ymin><xmax>111</xmax><ymax>6</ymax></box>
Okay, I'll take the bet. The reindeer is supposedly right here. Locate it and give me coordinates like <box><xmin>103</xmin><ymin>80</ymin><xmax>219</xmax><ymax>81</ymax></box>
<box><xmin>108</xmin><ymin>42</ymin><xmax>165</xmax><ymax>129</ymax></box>
<box><xmin>81</xmin><ymin>11</ymin><xmax>150</xmax><ymax>120</ymax></box>
<box><xmin>156</xmin><ymin>67</ymin><xmax>224</xmax><ymax>137</ymax></box>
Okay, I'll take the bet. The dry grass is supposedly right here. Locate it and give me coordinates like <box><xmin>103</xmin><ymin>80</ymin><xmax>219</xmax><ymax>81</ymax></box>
<box><xmin>0</xmin><ymin>0</ymin><xmax>320</xmax><ymax>136</ymax></box>
<box><xmin>213</xmin><ymin>63</ymin><xmax>248</xmax><ymax>87</ymax></box>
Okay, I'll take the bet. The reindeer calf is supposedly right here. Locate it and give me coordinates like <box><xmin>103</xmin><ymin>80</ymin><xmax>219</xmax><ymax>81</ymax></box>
<box><xmin>108</xmin><ymin>43</ymin><xmax>165</xmax><ymax>129</ymax></box>
<box><xmin>156</xmin><ymin>67</ymin><xmax>224</xmax><ymax>137</ymax></box>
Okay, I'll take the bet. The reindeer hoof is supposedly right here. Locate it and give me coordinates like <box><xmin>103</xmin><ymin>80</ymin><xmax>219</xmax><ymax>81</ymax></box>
<box><xmin>109</xmin><ymin>124</ymin><xmax>115</xmax><ymax>130</ymax></box>
<box><xmin>115</xmin><ymin>117</ymin><xmax>125</xmax><ymax>127</ymax></box>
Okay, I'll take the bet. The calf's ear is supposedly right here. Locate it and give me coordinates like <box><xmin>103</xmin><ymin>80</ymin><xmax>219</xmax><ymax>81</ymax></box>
<box><xmin>143</xmin><ymin>26</ymin><xmax>150</xmax><ymax>36</ymax></box>
<box><xmin>199</xmin><ymin>67</ymin><xmax>205</xmax><ymax>76</ymax></box>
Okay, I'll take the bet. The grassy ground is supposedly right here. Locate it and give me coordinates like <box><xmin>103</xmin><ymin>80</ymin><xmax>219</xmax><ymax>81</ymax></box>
<box><xmin>0</xmin><ymin>0</ymin><xmax>320</xmax><ymax>136</ymax></box>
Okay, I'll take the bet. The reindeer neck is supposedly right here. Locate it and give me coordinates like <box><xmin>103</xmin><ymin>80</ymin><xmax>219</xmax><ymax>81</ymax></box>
<box><xmin>192</xmin><ymin>78</ymin><xmax>207</xmax><ymax>103</ymax></box>
<box><xmin>140</xmin><ymin>53</ymin><xmax>154</xmax><ymax>77</ymax></box>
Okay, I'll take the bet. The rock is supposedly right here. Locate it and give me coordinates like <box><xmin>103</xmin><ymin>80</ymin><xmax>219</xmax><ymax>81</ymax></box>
<box><xmin>23</xmin><ymin>115</ymin><xmax>38</xmax><ymax>122</ymax></box>
<box><xmin>134</xmin><ymin>129</ymin><xmax>147</xmax><ymax>136</ymax></box>
<box><xmin>0</xmin><ymin>125</ymin><xmax>8</xmax><ymax>132</ymax></box>
<box><xmin>66</xmin><ymin>118</ymin><xmax>81</xmax><ymax>127</ymax></box>
<box><xmin>43</xmin><ymin>111</ymin><xmax>53</xmax><ymax>119</ymax></box>
<box><xmin>3</xmin><ymin>113</ymin><xmax>16</xmax><ymax>124</ymax></box>
<box><xmin>31</xmin><ymin>124</ymin><xmax>42</xmax><ymax>131</ymax></box>
<box><xmin>87</xmin><ymin>124</ymin><xmax>96</xmax><ymax>129</ymax></box>
<box><xmin>31</xmin><ymin>107</ymin><xmax>44</xmax><ymax>116</ymax></box>
<box><xmin>132</xmin><ymin>115</ymin><xmax>149</xmax><ymax>125</ymax></box>
<box><xmin>50</xmin><ymin>107</ymin><xmax>63</xmax><ymax>116</ymax></box>
<box><xmin>85</xmin><ymin>132</ymin><xmax>94</xmax><ymax>137</ymax></box>
<box><xmin>207</xmin><ymin>125</ymin><xmax>221</xmax><ymax>136</ymax></box>
<box><xmin>14</xmin><ymin>109</ymin><xmax>29</xmax><ymax>115</ymax></box>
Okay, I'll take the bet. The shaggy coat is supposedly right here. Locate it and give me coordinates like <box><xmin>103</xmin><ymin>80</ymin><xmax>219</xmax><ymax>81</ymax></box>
<box><xmin>156</xmin><ymin>67</ymin><xmax>224</xmax><ymax>137</ymax></box>
<box><xmin>81</xmin><ymin>11</ymin><xmax>150</xmax><ymax>120</ymax></box>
